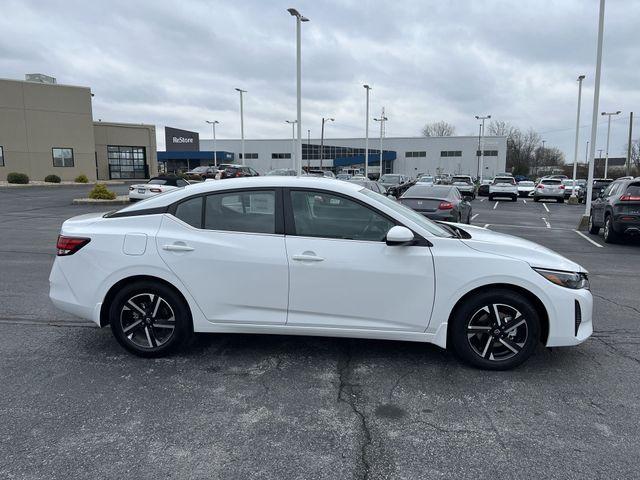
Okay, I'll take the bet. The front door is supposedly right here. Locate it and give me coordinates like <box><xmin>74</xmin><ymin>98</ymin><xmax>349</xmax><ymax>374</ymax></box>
<box><xmin>285</xmin><ymin>189</ymin><xmax>435</xmax><ymax>331</ymax></box>
<box><xmin>157</xmin><ymin>189</ymin><xmax>288</xmax><ymax>325</ymax></box>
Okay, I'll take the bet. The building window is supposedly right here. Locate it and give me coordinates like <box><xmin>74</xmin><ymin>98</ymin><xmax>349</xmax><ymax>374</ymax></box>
<box><xmin>476</xmin><ymin>150</ymin><xmax>498</xmax><ymax>157</ymax></box>
<box><xmin>0</xmin><ymin>146</ymin><xmax>4</xmax><ymax>166</ymax></box>
<box><xmin>440</xmin><ymin>150</ymin><xmax>462</xmax><ymax>157</ymax></box>
<box><xmin>107</xmin><ymin>146</ymin><xmax>147</xmax><ymax>179</ymax></box>
<box><xmin>405</xmin><ymin>151</ymin><xmax>426</xmax><ymax>158</ymax></box>
<box><xmin>271</xmin><ymin>153</ymin><xmax>292</xmax><ymax>159</ymax></box>
<box><xmin>239</xmin><ymin>153</ymin><xmax>258</xmax><ymax>160</ymax></box>
<box><xmin>52</xmin><ymin>148</ymin><xmax>74</xmax><ymax>167</ymax></box>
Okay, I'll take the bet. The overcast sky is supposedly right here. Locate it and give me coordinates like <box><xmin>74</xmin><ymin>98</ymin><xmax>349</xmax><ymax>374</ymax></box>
<box><xmin>1</xmin><ymin>0</ymin><xmax>638</xmax><ymax>158</ymax></box>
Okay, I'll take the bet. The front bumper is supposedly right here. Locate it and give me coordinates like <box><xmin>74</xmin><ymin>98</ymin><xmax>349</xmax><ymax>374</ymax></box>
<box><xmin>545</xmin><ymin>287</ymin><xmax>593</xmax><ymax>347</ymax></box>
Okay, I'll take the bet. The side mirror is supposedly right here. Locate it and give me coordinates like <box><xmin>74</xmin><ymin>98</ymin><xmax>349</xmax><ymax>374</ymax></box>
<box><xmin>386</xmin><ymin>226</ymin><xmax>414</xmax><ymax>246</ymax></box>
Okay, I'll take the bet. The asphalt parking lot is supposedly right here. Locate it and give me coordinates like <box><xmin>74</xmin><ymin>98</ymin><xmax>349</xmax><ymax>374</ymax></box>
<box><xmin>1</xmin><ymin>186</ymin><xmax>640</xmax><ymax>480</ymax></box>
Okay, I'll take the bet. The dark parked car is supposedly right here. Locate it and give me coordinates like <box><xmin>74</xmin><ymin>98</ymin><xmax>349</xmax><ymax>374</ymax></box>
<box><xmin>185</xmin><ymin>166</ymin><xmax>217</xmax><ymax>179</ymax></box>
<box><xmin>478</xmin><ymin>179</ymin><xmax>492</xmax><ymax>196</ymax></box>
<box><xmin>218</xmin><ymin>164</ymin><xmax>260</xmax><ymax>179</ymax></box>
<box><xmin>589</xmin><ymin>178</ymin><xmax>640</xmax><ymax>243</ymax></box>
<box><xmin>590</xmin><ymin>178</ymin><xmax>613</xmax><ymax>201</ymax></box>
<box><xmin>380</xmin><ymin>174</ymin><xmax>412</xmax><ymax>198</ymax></box>
<box><xmin>399</xmin><ymin>185</ymin><xmax>472</xmax><ymax>224</ymax></box>
<box><xmin>347</xmin><ymin>178</ymin><xmax>386</xmax><ymax>195</ymax></box>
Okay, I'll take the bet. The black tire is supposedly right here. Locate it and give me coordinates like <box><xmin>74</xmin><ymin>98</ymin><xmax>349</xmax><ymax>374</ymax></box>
<box><xmin>588</xmin><ymin>214</ymin><xmax>599</xmax><ymax>234</ymax></box>
<box><xmin>109</xmin><ymin>280</ymin><xmax>193</xmax><ymax>357</ymax></box>
<box><xmin>449</xmin><ymin>289</ymin><xmax>540</xmax><ymax>370</ymax></box>
<box><xmin>488</xmin><ymin>195</ymin><xmax>494</xmax><ymax>201</ymax></box>
<box><xmin>603</xmin><ymin>215</ymin><xmax>619</xmax><ymax>244</ymax></box>
<box><xmin>533</xmin><ymin>197</ymin><xmax>539</xmax><ymax>202</ymax></box>
<box><xmin>511</xmin><ymin>196</ymin><xmax>517</xmax><ymax>202</ymax></box>
<box><xmin>558</xmin><ymin>198</ymin><xmax>564</xmax><ymax>204</ymax></box>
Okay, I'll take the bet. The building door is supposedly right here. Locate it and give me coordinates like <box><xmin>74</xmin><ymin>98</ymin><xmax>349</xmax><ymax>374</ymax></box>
<box><xmin>108</xmin><ymin>146</ymin><xmax>148</xmax><ymax>179</ymax></box>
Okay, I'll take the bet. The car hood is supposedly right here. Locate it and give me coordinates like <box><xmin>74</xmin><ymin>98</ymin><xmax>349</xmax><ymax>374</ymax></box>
<box><xmin>451</xmin><ymin>223</ymin><xmax>586</xmax><ymax>273</ymax></box>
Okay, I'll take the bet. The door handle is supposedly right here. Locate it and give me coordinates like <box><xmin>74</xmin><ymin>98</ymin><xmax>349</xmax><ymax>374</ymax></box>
<box><xmin>162</xmin><ymin>244</ymin><xmax>194</xmax><ymax>252</ymax></box>
<box><xmin>292</xmin><ymin>254</ymin><xmax>324</xmax><ymax>262</ymax></box>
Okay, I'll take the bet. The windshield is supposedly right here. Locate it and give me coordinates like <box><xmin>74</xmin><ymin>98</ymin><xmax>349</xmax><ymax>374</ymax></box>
<box><xmin>380</xmin><ymin>174</ymin><xmax>401</xmax><ymax>184</ymax></box>
<box><xmin>360</xmin><ymin>189</ymin><xmax>453</xmax><ymax>238</ymax></box>
<box><xmin>266</xmin><ymin>169</ymin><xmax>294</xmax><ymax>176</ymax></box>
<box><xmin>418</xmin><ymin>176</ymin><xmax>434</xmax><ymax>182</ymax></box>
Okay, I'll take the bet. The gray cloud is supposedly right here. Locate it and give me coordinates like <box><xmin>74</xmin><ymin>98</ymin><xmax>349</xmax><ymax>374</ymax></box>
<box><xmin>0</xmin><ymin>0</ymin><xmax>638</xmax><ymax>156</ymax></box>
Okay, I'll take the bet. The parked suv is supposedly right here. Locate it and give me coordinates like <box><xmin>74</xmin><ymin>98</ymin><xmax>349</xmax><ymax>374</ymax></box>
<box><xmin>489</xmin><ymin>176</ymin><xmax>518</xmax><ymax>201</ymax></box>
<box><xmin>591</xmin><ymin>178</ymin><xmax>613</xmax><ymax>201</ymax></box>
<box><xmin>533</xmin><ymin>178</ymin><xmax>565</xmax><ymax>203</ymax></box>
<box><xmin>589</xmin><ymin>178</ymin><xmax>640</xmax><ymax>243</ymax></box>
<box><xmin>218</xmin><ymin>164</ymin><xmax>260</xmax><ymax>179</ymax></box>
<box><xmin>451</xmin><ymin>175</ymin><xmax>476</xmax><ymax>199</ymax></box>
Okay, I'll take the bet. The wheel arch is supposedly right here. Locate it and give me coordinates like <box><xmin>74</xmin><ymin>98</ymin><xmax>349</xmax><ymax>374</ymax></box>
<box><xmin>99</xmin><ymin>275</ymin><xmax>193</xmax><ymax>329</ymax></box>
<box><xmin>446</xmin><ymin>283</ymin><xmax>549</xmax><ymax>346</ymax></box>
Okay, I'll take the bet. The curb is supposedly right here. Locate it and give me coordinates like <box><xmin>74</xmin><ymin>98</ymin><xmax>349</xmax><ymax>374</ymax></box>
<box><xmin>73</xmin><ymin>195</ymin><xmax>130</xmax><ymax>205</ymax></box>
<box><xmin>1</xmin><ymin>181</ymin><xmax>125</xmax><ymax>188</ymax></box>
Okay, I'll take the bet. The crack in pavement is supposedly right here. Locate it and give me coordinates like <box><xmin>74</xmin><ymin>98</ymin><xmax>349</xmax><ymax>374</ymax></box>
<box><xmin>596</xmin><ymin>337</ymin><xmax>640</xmax><ymax>367</ymax></box>
<box><xmin>336</xmin><ymin>341</ymin><xmax>372</xmax><ymax>480</ymax></box>
<box><xmin>592</xmin><ymin>293</ymin><xmax>640</xmax><ymax>317</ymax></box>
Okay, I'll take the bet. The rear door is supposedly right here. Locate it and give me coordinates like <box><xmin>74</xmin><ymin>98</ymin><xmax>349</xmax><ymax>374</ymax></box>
<box><xmin>157</xmin><ymin>189</ymin><xmax>289</xmax><ymax>325</ymax></box>
<box><xmin>284</xmin><ymin>188</ymin><xmax>435</xmax><ymax>331</ymax></box>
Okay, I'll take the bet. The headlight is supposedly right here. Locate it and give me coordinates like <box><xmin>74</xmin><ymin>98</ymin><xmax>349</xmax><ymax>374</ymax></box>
<box><xmin>534</xmin><ymin>268</ymin><xmax>590</xmax><ymax>290</ymax></box>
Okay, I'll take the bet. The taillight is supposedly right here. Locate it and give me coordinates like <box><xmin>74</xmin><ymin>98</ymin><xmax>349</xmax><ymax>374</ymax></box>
<box><xmin>438</xmin><ymin>201</ymin><xmax>454</xmax><ymax>210</ymax></box>
<box><xmin>620</xmin><ymin>194</ymin><xmax>640</xmax><ymax>201</ymax></box>
<box><xmin>149</xmin><ymin>188</ymin><xmax>162</xmax><ymax>193</ymax></box>
<box><xmin>559</xmin><ymin>185</ymin><xmax>565</xmax><ymax>189</ymax></box>
<box><xmin>537</xmin><ymin>184</ymin><xmax>544</xmax><ymax>189</ymax></box>
<box><xmin>56</xmin><ymin>236</ymin><xmax>90</xmax><ymax>256</ymax></box>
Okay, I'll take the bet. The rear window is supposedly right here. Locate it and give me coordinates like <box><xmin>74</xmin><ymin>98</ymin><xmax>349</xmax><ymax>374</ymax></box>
<box><xmin>451</xmin><ymin>176</ymin><xmax>471</xmax><ymax>183</ymax></box>
<box><xmin>626</xmin><ymin>183</ymin><xmax>640</xmax><ymax>196</ymax></box>
<box><xmin>541</xmin><ymin>179</ymin><xmax>561</xmax><ymax>185</ymax></box>
<box><xmin>493</xmin><ymin>177</ymin><xmax>515</xmax><ymax>185</ymax></box>
<box><xmin>148</xmin><ymin>178</ymin><xmax>169</xmax><ymax>185</ymax></box>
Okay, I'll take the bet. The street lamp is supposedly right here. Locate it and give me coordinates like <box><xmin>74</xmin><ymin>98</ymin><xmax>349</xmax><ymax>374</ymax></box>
<box><xmin>601</xmin><ymin>110</ymin><xmax>621</xmax><ymax>178</ymax></box>
<box><xmin>286</xmin><ymin>120</ymin><xmax>297</xmax><ymax>167</ymax></box>
<box><xmin>374</xmin><ymin>108</ymin><xmax>388</xmax><ymax>174</ymax></box>
<box><xmin>307</xmin><ymin>129</ymin><xmax>311</xmax><ymax>171</ymax></box>
<box><xmin>205</xmin><ymin>120</ymin><xmax>219</xmax><ymax>167</ymax></box>
<box><xmin>319</xmin><ymin>117</ymin><xmax>334</xmax><ymax>169</ymax></box>
<box><xmin>235</xmin><ymin>88</ymin><xmax>247</xmax><ymax>165</ymax></box>
<box><xmin>570</xmin><ymin>75</ymin><xmax>586</xmax><ymax>203</ymax></box>
<box><xmin>475</xmin><ymin>115</ymin><xmax>491</xmax><ymax>181</ymax></box>
<box><xmin>363</xmin><ymin>84</ymin><xmax>372</xmax><ymax>179</ymax></box>
<box><xmin>287</xmin><ymin>8</ymin><xmax>309</xmax><ymax>175</ymax></box>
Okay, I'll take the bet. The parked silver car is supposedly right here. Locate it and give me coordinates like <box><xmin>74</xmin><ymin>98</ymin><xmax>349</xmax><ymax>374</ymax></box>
<box><xmin>533</xmin><ymin>178</ymin><xmax>565</xmax><ymax>203</ymax></box>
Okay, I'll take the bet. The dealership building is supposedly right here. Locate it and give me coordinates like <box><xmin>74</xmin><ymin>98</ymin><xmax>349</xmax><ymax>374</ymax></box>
<box><xmin>188</xmin><ymin>135</ymin><xmax>507</xmax><ymax>178</ymax></box>
<box><xmin>0</xmin><ymin>76</ymin><xmax>157</xmax><ymax>182</ymax></box>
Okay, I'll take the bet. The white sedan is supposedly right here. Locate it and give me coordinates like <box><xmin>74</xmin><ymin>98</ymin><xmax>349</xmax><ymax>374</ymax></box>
<box><xmin>50</xmin><ymin>177</ymin><xmax>592</xmax><ymax>370</ymax></box>
<box><xmin>128</xmin><ymin>176</ymin><xmax>190</xmax><ymax>201</ymax></box>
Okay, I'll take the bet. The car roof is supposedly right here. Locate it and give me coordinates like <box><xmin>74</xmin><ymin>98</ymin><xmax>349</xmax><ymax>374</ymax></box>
<box><xmin>117</xmin><ymin>176</ymin><xmax>364</xmax><ymax>213</ymax></box>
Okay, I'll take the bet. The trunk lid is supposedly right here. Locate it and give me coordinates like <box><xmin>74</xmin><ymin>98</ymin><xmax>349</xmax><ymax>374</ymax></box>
<box><xmin>400</xmin><ymin>198</ymin><xmax>442</xmax><ymax>212</ymax></box>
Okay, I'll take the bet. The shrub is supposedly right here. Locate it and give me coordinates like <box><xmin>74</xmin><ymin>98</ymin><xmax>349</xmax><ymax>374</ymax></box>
<box><xmin>74</xmin><ymin>174</ymin><xmax>89</xmax><ymax>183</ymax></box>
<box><xmin>88</xmin><ymin>183</ymin><xmax>117</xmax><ymax>200</ymax></box>
<box><xmin>7</xmin><ymin>172</ymin><xmax>29</xmax><ymax>184</ymax></box>
<box><xmin>44</xmin><ymin>174</ymin><xmax>61</xmax><ymax>183</ymax></box>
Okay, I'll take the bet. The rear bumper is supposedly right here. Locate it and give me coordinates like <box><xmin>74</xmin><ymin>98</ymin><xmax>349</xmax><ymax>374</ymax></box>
<box><xmin>49</xmin><ymin>259</ymin><xmax>99</xmax><ymax>324</ymax></box>
<box><xmin>612</xmin><ymin>215</ymin><xmax>640</xmax><ymax>234</ymax></box>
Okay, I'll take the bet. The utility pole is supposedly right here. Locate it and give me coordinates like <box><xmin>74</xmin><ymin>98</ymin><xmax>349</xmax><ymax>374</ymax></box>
<box><xmin>363</xmin><ymin>85</ymin><xmax>372</xmax><ymax>179</ymax></box>
<box><xmin>626</xmin><ymin>112</ymin><xmax>633</xmax><ymax>176</ymax></box>
<box><xmin>570</xmin><ymin>75</ymin><xmax>585</xmax><ymax>203</ymax></box>
<box><xmin>374</xmin><ymin>108</ymin><xmax>388</xmax><ymax>174</ymax></box>
<box><xmin>475</xmin><ymin>115</ymin><xmax>491</xmax><ymax>181</ymax></box>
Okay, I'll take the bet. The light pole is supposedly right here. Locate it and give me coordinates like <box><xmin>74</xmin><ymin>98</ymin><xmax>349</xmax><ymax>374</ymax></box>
<box><xmin>476</xmin><ymin>123</ymin><xmax>482</xmax><ymax>179</ymax></box>
<box><xmin>570</xmin><ymin>75</ymin><xmax>585</xmax><ymax>203</ymax></box>
<box><xmin>583</xmin><ymin>0</ymin><xmax>606</xmax><ymax>224</ymax></box>
<box><xmin>374</xmin><ymin>108</ymin><xmax>388</xmax><ymax>174</ymax></box>
<box><xmin>287</xmin><ymin>8</ymin><xmax>309</xmax><ymax>175</ymax></box>
<box><xmin>205</xmin><ymin>120</ymin><xmax>219</xmax><ymax>167</ymax></box>
<box><xmin>235</xmin><ymin>88</ymin><xmax>247</xmax><ymax>165</ymax></box>
<box><xmin>286</xmin><ymin>120</ymin><xmax>297</xmax><ymax>168</ymax></box>
<box><xmin>475</xmin><ymin>115</ymin><xmax>491</xmax><ymax>181</ymax></box>
<box><xmin>363</xmin><ymin>84</ymin><xmax>372</xmax><ymax>179</ymax></box>
<box><xmin>319</xmin><ymin>117</ymin><xmax>334</xmax><ymax>170</ymax></box>
<box><xmin>601</xmin><ymin>110</ymin><xmax>621</xmax><ymax>178</ymax></box>
<box><xmin>307</xmin><ymin>129</ymin><xmax>311</xmax><ymax>171</ymax></box>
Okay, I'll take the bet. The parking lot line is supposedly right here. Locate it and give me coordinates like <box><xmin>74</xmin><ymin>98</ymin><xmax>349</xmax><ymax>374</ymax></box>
<box><xmin>543</xmin><ymin>203</ymin><xmax>550</xmax><ymax>213</ymax></box>
<box><xmin>574</xmin><ymin>229</ymin><xmax>604</xmax><ymax>248</ymax></box>
<box><xmin>542</xmin><ymin>217</ymin><xmax>551</xmax><ymax>228</ymax></box>
<box><xmin>479</xmin><ymin>198</ymin><xmax>486</xmax><ymax>202</ymax></box>
<box><xmin>493</xmin><ymin>201</ymin><xmax>499</xmax><ymax>210</ymax></box>
<box><xmin>522</xmin><ymin>199</ymin><xmax>527</xmax><ymax>204</ymax></box>
<box><xmin>472</xmin><ymin>213</ymin><xmax>479</xmax><ymax>221</ymax></box>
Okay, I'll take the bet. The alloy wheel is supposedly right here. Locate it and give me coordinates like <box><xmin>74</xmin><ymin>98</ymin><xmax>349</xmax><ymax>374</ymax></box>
<box><xmin>120</xmin><ymin>293</ymin><xmax>176</xmax><ymax>349</ymax></box>
<box><xmin>466</xmin><ymin>303</ymin><xmax>528</xmax><ymax>362</ymax></box>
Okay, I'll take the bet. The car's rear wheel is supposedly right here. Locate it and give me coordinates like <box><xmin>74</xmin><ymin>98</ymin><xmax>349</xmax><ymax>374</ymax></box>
<box><xmin>558</xmin><ymin>198</ymin><xmax>564</xmax><ymax>203</ymax></box>
<box><xmin>588</xmin><ymin>214</ymin><xmax>600</xmax><ymax>234</ymax></box>
<box><xmin>450</xmin><ymin>289</ymin><xmax>540</xmax><ymax>370</ymax></box>
<box><xmin>533</xmin><ymin>197</ymin><xmax>539</xmax><ymax>202</ymax></box>
<box><xmin>109</xmin><ymin>281</ymin><xmax>192</xmax><ymax>357</ymax></box>
<box><xmin>603</xmin><ymin>215</ymin><xmax>619</xmax><ymax>244</ymax></box>
<box><xmin>488</xmin><ymin>195</ymin><xmax>494</xmax><ymax>201</ymax></box>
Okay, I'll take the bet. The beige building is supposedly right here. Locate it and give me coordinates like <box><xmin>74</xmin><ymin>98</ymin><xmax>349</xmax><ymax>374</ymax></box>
<box><xmin>0</xmin><ymin>77</ymin><xmax>157</xmax><ymax>182</ymax></box>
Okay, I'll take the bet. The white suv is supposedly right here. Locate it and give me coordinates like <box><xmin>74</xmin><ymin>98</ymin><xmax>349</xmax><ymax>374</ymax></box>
<box><xmin>489</xmin><ymin>176</ymin><xmax>518</xmax><ymax>201</ymax></box>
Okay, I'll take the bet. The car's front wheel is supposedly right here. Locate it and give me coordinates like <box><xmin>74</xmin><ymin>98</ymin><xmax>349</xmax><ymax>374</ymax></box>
<box><xmin>109</xmin><ymin>281</ymin><xmax>192</xmax><ymax>357</ymax></box>
<box><xmin>450</xmin><ymin>289</ymin><xmax>540</xmax><ymax>370</ymax></box>
<box><xmin>588</xmin><ymin>214</ymin><xmax>600</xmax><ymax>234</ymax></box>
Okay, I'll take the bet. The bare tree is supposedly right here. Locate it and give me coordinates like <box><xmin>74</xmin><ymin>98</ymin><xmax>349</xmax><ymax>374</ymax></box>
<box><xmin>422</xmin><ymin>121</ymin><xmax>456</xmax><ymax>137</ymax></box>
<box><xmin>487</xmin><ymin>120</ymin><xmax>516</xmax><ymax>137</ymax></box>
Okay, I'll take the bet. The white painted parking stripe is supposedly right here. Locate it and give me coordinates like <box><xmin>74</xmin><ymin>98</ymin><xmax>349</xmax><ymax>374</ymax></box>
<box><xmin>483</xmin><ymin>224</ymin><xmax>491</xmax><ymax>228</ymax></box>
<box><xmin>574</xmin><ymin>230</ymin><xmax>604</xmax><ymax>248</ymax></box>
<box><xmin>543</xmin><ymin>203</ymin><xmax>549</xmax><ymax>213</ymax></box>
<box><xmin>542</xmin><ymin>217</ymin><xmax>551</xmax><ymax>228</ymax></box>
<box><xmin>480</xmin><ymin>198</ymin><xmax>486</xmax><ymax>202</ymax></box>
<box><xmin>493</xmin><ymin>201</ymin><xmax>499</xmax><ymax>210</ymax></box>
<box><xmin>523</xmin><ymin>199</ymin><xmax>527</xmax><ymax>204</ymax></box>
<box><xmin>472</xmin><ymin>213</ymin><xmax>479</xmax><ymax>220</ymax></box>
